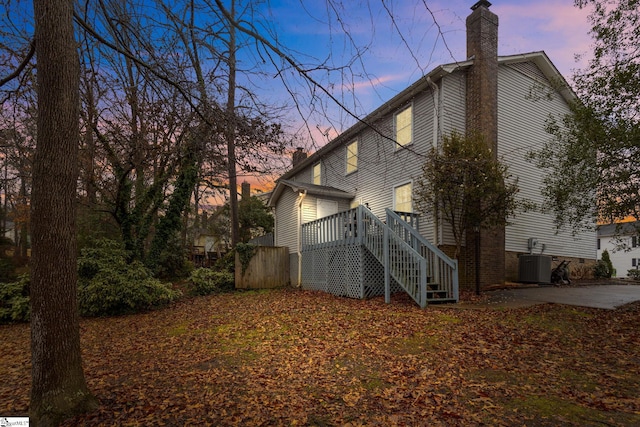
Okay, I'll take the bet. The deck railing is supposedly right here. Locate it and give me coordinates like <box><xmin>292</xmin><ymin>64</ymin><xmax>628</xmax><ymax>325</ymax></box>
<box><xmin>300</xmin><ymin>205</ymin><xmax>458</xmax><ymax>307</ymax></box>
<box><xmin>301</xmin><ymin>208</ymin><xmax>362</xmax><ymax>249</ymax></box>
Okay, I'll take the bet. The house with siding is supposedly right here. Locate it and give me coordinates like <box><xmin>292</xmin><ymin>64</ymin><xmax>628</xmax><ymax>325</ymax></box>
<box><xmin>597</xmin><ymin>222</ymin><xmax>640</xmax><ymax>278</ymax></box>
<box><xmin>267</xmin><ymin>1</ymin><xmax>596</xmax><ymax>305</ymax></box>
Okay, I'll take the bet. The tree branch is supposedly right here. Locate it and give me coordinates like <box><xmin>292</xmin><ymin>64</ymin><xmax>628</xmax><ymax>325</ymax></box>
<box><xmin>0</xmin><ymin>40</ymin><xmax>35</xmax><ymax>88</ymax></box>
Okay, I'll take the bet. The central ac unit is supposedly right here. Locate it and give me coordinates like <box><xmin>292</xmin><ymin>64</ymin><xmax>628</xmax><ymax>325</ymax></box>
<box><xmin>518</xmin><ymin>254</ymin><xmax>552</xmax><ymax>284</ymax></box>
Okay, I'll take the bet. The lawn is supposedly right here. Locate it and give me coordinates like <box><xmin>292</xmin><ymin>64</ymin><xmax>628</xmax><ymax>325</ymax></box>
<box><xmin>1</xmin><ymin>288</ymin><xmax>639</xmax><ymax>426</ymax></box>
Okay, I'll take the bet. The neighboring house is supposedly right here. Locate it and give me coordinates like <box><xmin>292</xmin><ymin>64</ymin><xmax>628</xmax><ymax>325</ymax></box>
<box><xmin>597</xmin><ymin>222</ymin><xmax>640</xmax><ymax>278</ymax></box>
<box><xmin>268</xmin><ymin>1</ymin><xmax>596</xmax><ymax>304</ymax></box>
<box><xmin>192</xmin><ymin>231</ymin><xmax>227</xmax><ymax>267</ymax></box>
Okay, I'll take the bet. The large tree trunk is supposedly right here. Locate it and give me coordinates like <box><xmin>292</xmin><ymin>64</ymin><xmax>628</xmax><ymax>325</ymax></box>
<box><xmin>30</xmin><ymin>0</ymin><xmax>98</xmax><ymax>424</ymax></box>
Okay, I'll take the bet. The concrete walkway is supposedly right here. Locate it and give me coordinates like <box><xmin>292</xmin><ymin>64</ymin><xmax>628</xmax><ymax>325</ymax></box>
<box><xmin>473</xmin><ymin>285</ymin><xmax>640</xmax><ymax>310</ymax></box>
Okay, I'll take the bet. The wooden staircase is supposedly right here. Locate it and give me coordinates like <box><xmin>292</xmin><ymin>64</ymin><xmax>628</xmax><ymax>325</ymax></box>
<box><xmin>359</xmin><ymin>207</ymin><xmax>459</xmax><ymax>307</ymax></box>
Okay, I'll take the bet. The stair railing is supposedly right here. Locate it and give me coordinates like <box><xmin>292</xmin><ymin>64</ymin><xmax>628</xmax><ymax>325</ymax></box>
<box><xmin>359</xmin><ymin>206</ymin><xmax>428</xmax><ymax>307</ymax></box>
<box><xmin>386</xmin><ymin>209</ymin><xmax>459</xmax><ymax>303</ymax></box>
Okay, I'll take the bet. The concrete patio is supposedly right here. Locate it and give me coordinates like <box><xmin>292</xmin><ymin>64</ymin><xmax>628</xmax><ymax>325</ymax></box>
<box><xmin>464</xmin><ymin>284</ymin><xmax>640</xmax><ymax>310</ymax></box>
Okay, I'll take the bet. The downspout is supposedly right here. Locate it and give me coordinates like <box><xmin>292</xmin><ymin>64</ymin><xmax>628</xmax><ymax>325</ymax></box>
<box><xmin>427</xmin><ymin>76</ymin><xmax>441</xmax><ymax>246</ymax></box>
<box><xmin>296</xmin><ymin>190</ymin><xmax>307</xmax><ymax>287</ymax></box>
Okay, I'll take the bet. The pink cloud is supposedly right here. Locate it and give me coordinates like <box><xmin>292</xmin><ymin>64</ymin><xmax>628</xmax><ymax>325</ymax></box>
<box><xmin>493</xmin><ymin>1</ymin><xmax>594</xmax><ymax>76</ymax></box>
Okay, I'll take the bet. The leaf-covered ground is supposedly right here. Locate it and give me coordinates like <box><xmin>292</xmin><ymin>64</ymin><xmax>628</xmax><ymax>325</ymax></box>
<box><xmin>1</xmin><ymin>288</ymin><xmax>639</xmax><ymax>426</ymax></box>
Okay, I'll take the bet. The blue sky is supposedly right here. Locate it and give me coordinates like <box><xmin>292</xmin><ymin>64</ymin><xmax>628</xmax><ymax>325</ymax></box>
<box><xmin>248</xmin><ymin>0</ymin><xmax>594</xmax><ymax>145</ymax></box>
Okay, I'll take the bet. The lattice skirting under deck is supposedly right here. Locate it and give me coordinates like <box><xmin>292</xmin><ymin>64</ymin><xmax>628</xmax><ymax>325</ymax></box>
<box><xmin>301</xmin><ymin>245</ymin><xmax>401</xmax><ymax>299</ymax></box>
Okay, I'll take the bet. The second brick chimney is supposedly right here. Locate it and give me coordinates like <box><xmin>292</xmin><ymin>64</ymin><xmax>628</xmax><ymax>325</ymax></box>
<box><xmin>292</xmin><ymin>147</ymin><xmax>307</xmax><ymax>168</ymax></box>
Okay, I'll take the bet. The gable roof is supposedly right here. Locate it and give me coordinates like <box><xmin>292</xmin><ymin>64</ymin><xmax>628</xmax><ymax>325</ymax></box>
<box><xmin>268</xmin><ymin>179</ymin><xmax>355</xmax><ymax>207</ymax></box>
<box><xmin>278</xmin><ymin>51</ymin><xmax>576</xmax><ymax>182</ymax></box>
<box><xmin>598</xmin><ymin>221</ymin><xmax>640</xmax><ymax>238</ymax></box>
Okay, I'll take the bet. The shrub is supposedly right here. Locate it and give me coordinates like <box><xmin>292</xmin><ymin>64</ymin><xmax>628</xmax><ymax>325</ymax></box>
<box><xmin>0</xmin><ymin>274</ymin><xmax>30</xmax><ymax>323</ymax></box>
<box><xmin>187</xmin><ymin>268</ymin><xmax>235</xmax><ymax>296</ymax></box>
<box><xmin>0</xmin><ymin>258</ymin><xmax>16</xmax><ymax>282</ymax></box>
<box><xmin>78</xmin><ymin>239</ymin><xmax>181</xmax><ymax>316</ymax></box>
<box><xmin>215</xmin><ymin>250</ymin><xmax>236</xmax><ymax>273</ymax></box>
<box><xmin>600</xmin><ymin>250</ymin><xmax>614</xmax><ymax>278</ymax></box>
<box><xmin>153</xmin><ymin>235</ymin><xmax>193</xmax><ymax>280</ymax></box>
<box><xmin>78</xmin><ymin>238</ymin><xmax>132</xmax><ymax>281</ymax></box>
<box><xmin>594</xmin><ymin>260</ymin><xmax>610</xmax><ymax>279</ymax></box>
<box><xmin>628</xmin><ymin>269</ymin><xmax>640</xmax><ymax>280</ymax></box>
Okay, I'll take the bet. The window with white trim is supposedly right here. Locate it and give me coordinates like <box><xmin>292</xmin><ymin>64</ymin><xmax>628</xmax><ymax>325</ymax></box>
<box><xmin>632</xmin><ymin>236</ymin><xmax>638</xmax><ymax>248</ymax></box>
<box><xmin>395</xmin><ymin>105</ymin><xmax>413</xmax><ymax>147</ymax></box>
<box><xmin>394</xmin><ymin>182</ymin><xmax>413</xmax><ymax>213</ymax></box>
<box><xmin>312</xmin><ymin>163</ymin><xmax>321</xmax><ymax>185</ymax></box>
<box><xmin>346</xmin><ymin>140</ymin><xmax>358</xmax><ymax>174</ymax></box>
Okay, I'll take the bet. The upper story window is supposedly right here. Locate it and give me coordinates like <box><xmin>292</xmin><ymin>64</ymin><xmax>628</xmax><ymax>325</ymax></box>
<box><xmin>346</xmin><ymin>140</ymin><xmax>358</xmax><ymax>174</ymax></box>
<box><xmin>395</xmin><ymin>105</ymin><xmax>413</xmax><ymax>148</ymax></box>
<box><xmin>632</xmin><ymin>236</ymin><xmax>638</xmax><ymax>248</ymax></box>
<box><xmin>312</xmin><ymin>163</ymin><xmax>321</xmax><ymax>185</ymax></box>
<box><xmin>394</xmin><ymin>182</ymin><xmax>413</xmax><ymax>213</ymax></box>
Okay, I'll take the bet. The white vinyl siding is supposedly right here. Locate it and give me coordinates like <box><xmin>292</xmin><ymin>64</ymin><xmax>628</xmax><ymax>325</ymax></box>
<box><xmin>274</xmin><ymin>188</ymin><xmax>301</xmax><ymax>253</ymax></box>
<box><xmin>440</xmin><ymin>72</ymin><xmax>466</xmax><ymax>135</ymax></box>
<box><xmin>346</xmin><ymin>140</ymin><xmax>358</xmax><ymax>174</ymax></box>
<box><xmin>395</xmin><ymin>105</ymin><xmax>413</xmax><ymax>147</ymax></box>
<box><xmin>498</xmin><ymin>62</ymin><xmax>596</xmax><ymax>259</ymax></box>
<box><xmin>317</xmin><ymin>199</ymin><xmax>338</xmax><ymax>219</ymax></box>
<box><xmin>292</xmin><ymin>88</ymin><xmax>432</xmax><ymax>222</ymax></box>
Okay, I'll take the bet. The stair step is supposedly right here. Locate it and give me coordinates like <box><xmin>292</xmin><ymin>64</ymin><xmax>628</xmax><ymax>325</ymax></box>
<box><xmin>426</xmin><ymin>298</ymin><xmax>457</xmax><ymax>304</ymax></box>
<box><xmin>427</xmin><ymin>289</ymin><xmax>451</xmax><ymax>299</ymax></box>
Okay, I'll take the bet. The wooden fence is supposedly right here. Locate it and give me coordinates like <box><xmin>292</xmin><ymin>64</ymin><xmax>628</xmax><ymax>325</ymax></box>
<box><xmin>235</xmin><ymin>246</ymin><xmax>290</xmax><ymax>289</ymax></box>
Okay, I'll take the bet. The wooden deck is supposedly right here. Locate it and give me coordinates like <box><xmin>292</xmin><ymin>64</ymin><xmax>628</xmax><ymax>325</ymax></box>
<box><xmin>301</xmin><ymin>206</ymin><xmax>458</xmax><ymax>307</ymax></box>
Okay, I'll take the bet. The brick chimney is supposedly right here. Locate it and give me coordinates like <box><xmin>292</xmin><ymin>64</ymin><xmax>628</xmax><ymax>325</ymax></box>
<box><xmin>241</xmin><ymin>181</ymin><xmax>251</xmax><ymax>200</ymax></box>
<box><xmin>465</xmin><ymin>0</ymin><xmax>505</xmax><ymax>289</ymax></box>
<box><xmin>292</xmin><ymin>147</ymin><xmax>307</xmax><ymax>167</ymax></box>
<box><xmin>466</xmin><ymin>0</ymin><xmax>498</xmax><ymax>147</ymax></box>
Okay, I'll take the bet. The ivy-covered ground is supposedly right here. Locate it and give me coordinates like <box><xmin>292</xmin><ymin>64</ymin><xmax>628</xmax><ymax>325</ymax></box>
<box><xmin>1</xmin><ymin>288</ymin><xmax>639</xmax><ymax>426</ymax></box>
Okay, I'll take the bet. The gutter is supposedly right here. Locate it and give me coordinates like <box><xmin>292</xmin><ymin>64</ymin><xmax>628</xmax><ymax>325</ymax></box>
<box><xmin>427</xmin><ymin>75</ymin><xmax>441</xmax><ymax>247</ymax></box>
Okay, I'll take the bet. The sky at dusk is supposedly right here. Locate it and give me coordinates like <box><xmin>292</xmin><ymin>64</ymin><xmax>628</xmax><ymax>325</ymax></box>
<box><xmin>0</xmin><ymin>0</ymin><xmax>598</xmax><ymax>191</ymax></box>
<box><xmin>250</xmin><ymin>0</ymin><xmax>595</xmax><ymax>145</ymax></box>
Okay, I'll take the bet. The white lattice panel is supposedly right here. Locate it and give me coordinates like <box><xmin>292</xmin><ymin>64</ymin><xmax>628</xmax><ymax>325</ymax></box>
<box><xmin>327</xmin><ymin>247</ymin><xmax>347</xmax><ymax>296</ymax></box>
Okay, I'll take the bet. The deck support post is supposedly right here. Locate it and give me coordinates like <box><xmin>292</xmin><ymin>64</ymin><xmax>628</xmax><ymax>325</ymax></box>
<box><xmin>420</xmin><ymin>258</ymin><xmax>428</xmax><ymax>308</ymax></box>
<box><xmin>384</xmin><ymin>225</ymin><xmax>390</xmax><ymax>304</ymax></box>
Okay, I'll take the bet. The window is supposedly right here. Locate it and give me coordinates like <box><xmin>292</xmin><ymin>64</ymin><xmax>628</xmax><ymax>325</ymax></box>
<box><xmin>394</xmin><ymin>182</ymin><xmax>413</xmax><ymax>213</ymax></box>
<box><xmin>597</xmin><ymin>239</ymin><xmax>601</xmax><ymax>250</ymax></box>
<box><xmin>633</xmin><ymin>258</ymin><xmax>638</xmax><ymax>267</ymax></box>
<box><xmin>346</xmin><ymin>140</ymin><xmax>358</xmax><ymax>174</ymax></box>
<box><xmin>632</xmin><ymin>236</ymin><xmax>638</xmax><ymax>248</ymax></box>
<box><xmin>317</xmin><ymin>199</ymin><xmax>338</xmax><ymax>219</ymax></box>
<box><xmin>395</xmin><ymin>105</ymin><xmax>413</xmax><ymax>147</ymax></box>
<box><xmin>312</xmin><ymin>163</ymin><xmax>321</xmax><ymax>185</ymax></box>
